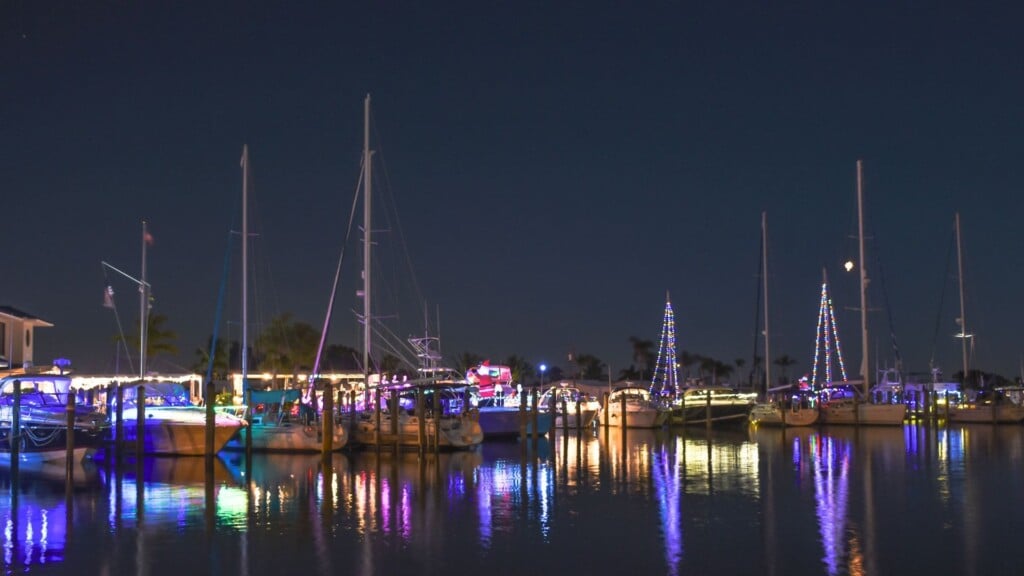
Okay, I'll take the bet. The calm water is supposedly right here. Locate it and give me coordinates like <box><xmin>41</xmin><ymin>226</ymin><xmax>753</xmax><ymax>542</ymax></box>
<box><xmin>3</xmin><ymin>423</ymin><xmax>1024</xmax><ymax>576</ymax></box>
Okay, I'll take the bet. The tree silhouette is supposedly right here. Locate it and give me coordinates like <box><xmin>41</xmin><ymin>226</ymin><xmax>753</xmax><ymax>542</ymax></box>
<box><xmin>773</xmin><ymin>354</ymin><xmax>798</xmax><ymax>385</ymax></box>
<box><xmin>629</xmin><ymin>336</ymin><xmax>655</xmax><ymax>380</ymax></box>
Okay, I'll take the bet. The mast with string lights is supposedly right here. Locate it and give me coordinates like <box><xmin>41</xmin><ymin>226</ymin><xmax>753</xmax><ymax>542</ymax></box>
<box><xmin>811</xmin><ymin>268</ymin><xmax>849</xmax><ymax>389</ymax></box>
<box><xmin>651</xmin><ymin>291</ymin><xmax>681</xmax><ymax>397</ymax></box>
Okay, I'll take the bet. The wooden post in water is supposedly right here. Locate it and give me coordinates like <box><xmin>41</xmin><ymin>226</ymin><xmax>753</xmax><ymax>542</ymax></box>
<box><xmin>375</xmin><ymin>388</ymin><xmax>382</xmax><ymax>451</ymax></box>
<box><xmin>244</xmin><ymin>386</ymin><xmax>253</xmax><ymax>455</ymax></box>
<box><xmin>601</xmin><ymin>392</ymin><xmax>609</xmax><ymax>429</ymax></box>
<box><xmin>11</xmin><ymin>379</ymin><xmax>21</xmax><ymax>463</ymax></box>
<box><xmin>391</xmin><ymin>388</ymin><xmax>400</xmax><ymax>450</ymax></box>
<box><xmin>944</xmin><ymin>391</ymin><xmax>951</xmax><ymax>425</ymax></box>
<box><xmin>519</xmin><ymin>389</ymin><xmax>527</xmax><ymax>443</ymax></box>
<box><xmin>620</xmin><ymin>393</ymin><xmax>627</xmax><ymax>430</ymax></box>
<box><xmin>115</xmin><ymin>382</ymin><xmax>124</xmax><ymax>456</ymax></box>
<box><xmin>549</xmin><ymin>390</ymin><xmax>557</xmax><ymax>436</ymax></box>
<box><xmin>66</xmin><ymin>386</ymin><xmax>76</xmax><ymax>466</ymax></box>
<box><xmin>322</xmin><ymin>381</ymin><xmax>334</xmax><ymax>456</ymax></box>
<box><xmin>561</xmin><ymin>398</ymin><xmax>568</xmax><ymax>434</ymax></box>
<box><xmin>136</xmin><ymin>384</ymin><xmax>146</xmax><ymax>458</ymax></box>
<box><xmin>575</xmin><ymin>399</ymin><xmax>582</xmax><ymax>432</ymax></box>
<box><xmin>705</xmin><ymin>389</ymin><xmax>712</xmax><ymax>432</ymax></box>
<box><xmin>205</xmin><ymin>381</ymin><xmax>215</xmax><ymax>457</ymax></box>
<box><xmin>432</xmin><ymin>388</ymin><xmax>441</xmax><ymax>451</ymax></box>
<box><xmin>679</xmin><ymin>391</ymin><xmax>687</xmax><ymax>426</ymax></box>
<box><xmin>992</xmin><ymin>391</ymin><xmax>998</xmax><ymax>425</ymax></box>
<box><xmin>531</xmin><ymin>388</ymin><xmax>539</xmax><ymax>442</ymax></box>
<box><xmin>417</xmin><ymin>387</ymin><xmax>426</xmax><ymax>455</ymax></box>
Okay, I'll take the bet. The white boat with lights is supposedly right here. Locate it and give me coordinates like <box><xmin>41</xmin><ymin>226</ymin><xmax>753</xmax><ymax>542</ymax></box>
<box><xmin>224</xmin><ymin>388</ymin><xmax>347</xmax><ymax>451</ymax></box>
<box><xmin>818</xmin><ymin>383</ymin><xmax>906</xmax><ymax>425</ymax></box>
<box><xmin>467</xmin><ymin>362</ymin><xmax>552</xmax><ymax>438</ymax></box>
<box><xmin>672</xmin><ymin>386</ymin><xmax>757</xmax><ymax>426</ymax></box>
<box><xmin>948</xmin><ymin>389</ymin><xmax>1024</xmax><ymax>424</ymax></box>
<box><xmin>115</xmin><ymin>381</ymin><xmax>246</xmax><ymax>455</ymax></box>
<box><xmin>749</xmin><ymin>385</ymin><xmax>819</xmax><ymax>427</ymax></box>
<box><xmin>540</xmin><ymin>382</ymin><xmax>600</xmax><ymax>429</ymax></box>
<box><xmin>599</xmin><ymin>386</ymin><xmax>669</xmax><ymax>428</ymax></box>
<box><xmin>350</xmin><ymin>382</ymin><xmax>483</xmax><ymax>450</ymax></box>
<box><xmin>1</xmin><ymin>373</ymin><xmax>109</xmax><ymax>465</ymax></box>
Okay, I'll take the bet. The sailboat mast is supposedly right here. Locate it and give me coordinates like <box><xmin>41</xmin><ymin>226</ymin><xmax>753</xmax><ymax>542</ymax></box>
<box><xmin>762</xmin><ymin>211</ymin><xmax>771</xmax><ymax>397</ymax></box>
<box><xmin>362</xmin><ymin>94</ymin><xmax>373</xmax><ymax>384</ymax></box>
<box><xmin>241</xmin><ymin>145</ymin><xmax>250</xmax><ymax>388</ymax></box>
<box><xmin>856</xmin><ymin>160</ymin><xmax>870</xmax><ymax>396</ymax></box>
<box><xmin>955</xmin><ymin>212</ymin><xmax>968</xmax><ymax>383</ymax></box>
<box><xmin>140</xmin><ymin>220</ymin><xmax>149</xmax><ymax>379</ymax></box>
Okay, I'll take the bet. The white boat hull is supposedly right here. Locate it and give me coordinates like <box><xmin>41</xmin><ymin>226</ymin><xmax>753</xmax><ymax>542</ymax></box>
<box><xmin>601</xmin><ymin>405</ymin><xmax>668</xmax><ymax>428</ymax></box>
<box><xmin>0</xmin><ymin>446</ymin><xmax>90</xmax><ymax>467</ymax></box>
<box><xmin>118</xmin><ymin>408</ymin><xmax>245</xmax><ymax>455</ymax></box>
<box><xmin>229</xmin><ymin>421</ymin><xmax>348</xmax><ymax>451</ymax></box>
<box><xmin>819</xmin><ymin>401</ymin><xmax>906</xmax><ymax>425</ymax></box>
<box><xmin>349</xmin><ymin>413</ymin><xmax>483</xmax><ymax>450</ymax></box>
<box><xmin>477</xmin><ymin>407</ymin><xmax>552</xmax><ymax>438</ymax></box>
<box><xmin>553</xmin><ymin>408</ymin><xmax>598</xmax><ymax>430</ymax></box>
<box><xmin>749</xmin><ymin>404</ymin><xmax>819</xmax><ymax>427</ymax></box>
<box><xmin>948</xmin><ymin>404</ymin><xmax>1024</xmax><ymax>423</ymax></box>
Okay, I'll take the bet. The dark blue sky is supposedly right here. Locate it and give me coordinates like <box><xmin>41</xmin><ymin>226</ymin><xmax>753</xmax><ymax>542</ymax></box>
<box><xmin>3</xmin><ymin>2</ymin><xmax>1023</xmax><ymax>381</ymax></box>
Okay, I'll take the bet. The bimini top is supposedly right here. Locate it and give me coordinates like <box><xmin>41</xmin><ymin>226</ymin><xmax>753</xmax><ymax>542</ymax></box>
<box><xmin>0</xmin><ymin>374</ymin><xmax>72</xmax><ymax>397</ymax></box>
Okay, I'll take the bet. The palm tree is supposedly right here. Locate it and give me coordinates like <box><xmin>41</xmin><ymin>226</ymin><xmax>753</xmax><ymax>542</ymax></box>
<box><xmin>734</xmin><ymin>358</ymin><xmax>747</xmax><ymax>388</ymax></box>
<box><xmin>575</xmin><ymin>353</ymin><xmax>604</xmax><ymax>380</ymax></box>
<box><xmin>455</xmin><ymin>352</ymin><xmax>483</xmax><ymax>376</ymax></box>
<box><xmin>629</xmin><ymin>336</ymin><xmax>655</xmax><ymax>380</ymax></box>
<box><xmin>192</xmin><ymin>336</ymin><xmax>229</xmax><ymax>381</ymax></box>
<box><xmin>618</xmin><ymin>365</ymin><xmax>642</xmax><ymax>381</ymax></box>
<box><xmin>254</xmin><ymin>313</ymin><xmax>320</xmax><ymax>387</ymax></box>
<box><xmin>128</xmin><ymin>312</ymin><xmax>179</xmax><ymax>371</ymax></box>
<box><xmin>773</xmin><ymin>354</ymin><xmax>798</xmax><ymax>385</ymax></box>
<box><xmin>504</xmin><ymin>354</ymin><xmax>534</xmax><ymax>385</ymax></box>
<box><xmin>322</xmin><ymin>344</ymin><xmax>360</xmax><ymax>371</ymax></box>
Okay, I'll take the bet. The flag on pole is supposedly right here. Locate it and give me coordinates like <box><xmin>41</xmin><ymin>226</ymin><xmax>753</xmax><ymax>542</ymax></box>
<box><xmin>103</xmin><ymin>286</ymin><xmax>115</xmax><ymax>308</ymax></box>
<box><xmin>144</xmin><ymin>230</ymin><xmax>154</xmax><ymax>246</ymax></box>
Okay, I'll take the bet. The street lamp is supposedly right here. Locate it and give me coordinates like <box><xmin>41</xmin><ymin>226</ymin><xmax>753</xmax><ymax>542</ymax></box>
<box><xmin>539</xmin><ymin>363</ymin><xmax>547</xmax><ymax>389</ymax></box>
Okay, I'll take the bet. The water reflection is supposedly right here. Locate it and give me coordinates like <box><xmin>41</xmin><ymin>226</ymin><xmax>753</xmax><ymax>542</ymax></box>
<box><xmin>3</xmin><ymin>424</ymin><xmax>1024</xmax><ymax>575</ymax></box>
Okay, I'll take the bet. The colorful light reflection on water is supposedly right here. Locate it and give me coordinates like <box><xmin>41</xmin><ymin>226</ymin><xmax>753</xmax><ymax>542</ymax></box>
<box><xmin>3</xmin><ymin>424</ymin><xmax>1024</xmax><ymax>575</ymax></box>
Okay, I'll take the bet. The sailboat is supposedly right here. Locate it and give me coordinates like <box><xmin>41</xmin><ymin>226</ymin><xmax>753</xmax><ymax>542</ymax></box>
<box><xmin>749</xmin><ymin>212</ymin><xmax>819</xmax><ymax>427</ymax></box>
<box><xmin>344</xmin><ymin>95</ymin><xmax>483</xmax><ymax>450</ymax></box>
<box><xmin>818</xmin><ymin>161</ymin><xmax>906</xmax><ymax>426</ymax></box>
<box><xmin>945</xmin><ymin>213</ymin><xmax>1024</xmax><ymax>424</ymax></box>
<box><xmin>226</xmin><ymin>145</ymin><xmax>347</xmax><ymax>452</ymax></box>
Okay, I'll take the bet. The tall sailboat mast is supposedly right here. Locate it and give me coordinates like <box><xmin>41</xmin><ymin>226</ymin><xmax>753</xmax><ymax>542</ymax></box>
<box><xmin>140</xmin><ymin>220</ymin><xmax>149</xmax><ymax>379</ymax></box>
<box><xmin>762</xmin><ymin>211</ymin><xmax>771</xmax><ymax>397</ymax></box>
<box><xmin>241</xmin><ymin>145</ymin><xmax>250</xmax><ymax>391</ymax></box>
<box><xmin>856</xmin><ymin>160</ymin><xmax>870</xmax><ymax>397</ymax></box>
<box><xmin>362</xmin><ymin>94</ymin><xmax>373</xmax><ymax>385</ymax></box>
<box><xmin>955</xmin><ymin>212</ymin><xmax>969</xmax><ymax>383</ymax></box>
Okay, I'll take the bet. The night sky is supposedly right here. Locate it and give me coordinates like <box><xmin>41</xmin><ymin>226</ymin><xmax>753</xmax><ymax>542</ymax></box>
<box><xmin>4</xmin><ymin>2</ymin><xmax>1023</xmax><ymax>381</ymax></box>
